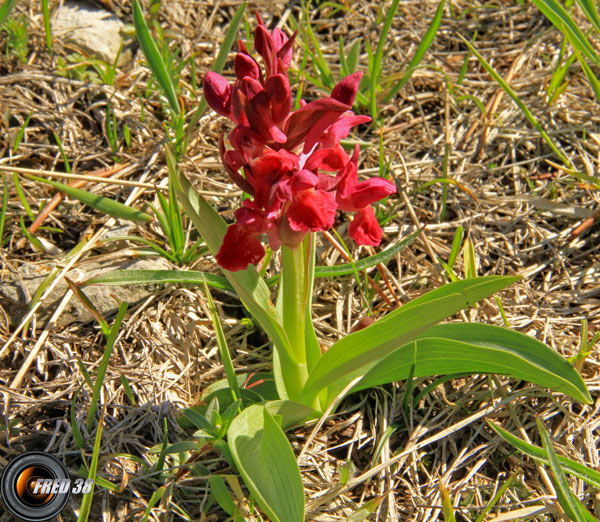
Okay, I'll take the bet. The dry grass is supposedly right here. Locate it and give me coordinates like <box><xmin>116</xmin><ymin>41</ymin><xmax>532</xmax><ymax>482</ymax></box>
<box><xmin>1</xmin><ymin>0</ymin><xmax>599</xmax><ymax>520</ymax></box>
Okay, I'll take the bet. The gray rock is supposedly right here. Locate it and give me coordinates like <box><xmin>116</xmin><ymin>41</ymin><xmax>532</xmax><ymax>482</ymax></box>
<box><xmin>52</xmin><ymin>2</ymin><xmax>131</xmax><ymax>66</ymax></box>
<box><xmin>98</xmin><ymin>219</ymin><xmax>136</xmax><ymax>252</ymax></box>
<box><xmin>0</xmin><ymin>257</ymin><xmax>173</xmax><ymax>328</ymax></box>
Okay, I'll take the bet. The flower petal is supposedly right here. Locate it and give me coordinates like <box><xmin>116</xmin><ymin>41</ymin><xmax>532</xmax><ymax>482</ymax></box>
<box><xmin>228</xmin><ymin>124</ymin><xmax>265</xmax><ymax>160</ymax></box>
<box><xmin>304</xmin><ymin>145</ymin><xmax>349</xmax><ymax>172</ymax></box>
<box><xmin>203</xmin><ymin>72</ymin><xmax>233</xmax><ymax>119</ymax></box>
<box><xmin>216</xmin><ymin>224</ymin><xmax>265</xmax><ymax>271</ymax></box>
<box><xmin>265</xmin><ymin>74</ymin><xmax>292</xmax><ymax>125</ymax></box>
<box><xmin>237</xmin><ymin>82</ymin><xmax>287</xmax><ymax>144</ymax></box>
<box><xmin>234</xmin><ymin>46</ymin><xmax>261</xmax><ymax>80</ymax></box>
<box><xmin>283</xmin><ymin>98</ymin><xmax>351</xmax><ymax>153</ymax></box>
<box><xmin>331</xmin><ymin>72</ymin><xmax>363</xmax><ymax>106</ymax></box>
<box><xmin>219</xmin><ymin>133</ymin><xmax>255</xmax><ymax>195</ymax></box>
<box><xmin>318</xmin><ymin>114</ymin><xmax>371</xmax><ymax>149</ymax></box>
<box><xmin>347</xmin><ymin>177</ymin><xmax>397</xmax><ymax>208</ymax></box>
<box><xmin>287</xmin><ymin>189</ymin><xmax>337</xmax><ymax>232</ymax></box>
<box><xmin>349</xmin><ymin>206</ymin><xmax>382</xmax><ymax>246</ymax></box>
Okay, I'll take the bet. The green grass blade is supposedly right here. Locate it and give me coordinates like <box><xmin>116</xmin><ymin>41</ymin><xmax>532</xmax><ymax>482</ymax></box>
<box><xmin>141</xmin><ymin>486</ymin><xmax>167</xmax><ymax>522</ymax></box>
<box><xmin>573</xmin><ymin>44</ymin><xmax>600</xmax><ymax>103</ymax></box>
<box><xmin>70</xmin><ymin>388</ymin><xmax>86</xmax><ymax>450</ymax></box>
<box><xmin>65</xmin><ymin>277</ymin><xmax>109</xmax><ymax>336</ymax></box>
<box><xmin>133</xmin><ymin>0</ymin><xmax>180</xmax><ymax>115</ymax></box>
<box><xmin>184</xmin><ymin>3</ymin><xmax>246</xmax><ymax>142</ymax></box>
<box><xmin>19</xmin><ymin>216</ymin><xmax>45</xmax><ymax>252</ymax></box>
<box><xmin>303</xmin><ymin>1</ymin><xmax>334</xmax><ymax>88</ymax></box>
<box><xmin>474</xmin><ymin>474</ymin><xmax>516</xmax><ymax>522</ymax></box>
<box><xmin>121</xmin><ymin>375</ymin><xmax>137</xmax><ymax>405</ymax></box>
<box><xmin>77</xmin><ymin>407</ymin><xmax>104</xmax><ymax>522</ymax></box>
<box><xmin>339</xmin><ymin>35</ymin><xmax>349</xmax><ymax>77</ymax></box>
<box><xmin>27</xmin><ymin>174</ymin><xmax>152</xmax><ymax>222</ymax></box>
<box><xmin>537</xmin><ymin>417</ymin><xmax>594</xmax><ymax>521</ymax></box>
<box><xmin>209</xmin><ymin>475</ymin><xmax>236</xmax><ymax>516</ymax></box>
<box><xmin>0</xmin><ymin>174</ymin><xmax>8</xmax><ymax>245</ymax></box>
<box><xmin>41</xmin><ymin>0</ymin><xmax>52</xmax><ymax>52</ymax></box>
<box><xmin>82</xmin><ymin>269</ymin><xmax>234</xmax><ymax>292</ymax></box>
<box><xmin>447</xmin><ymin>225</ymin><xmax>464</xmax><ymax>270</ymax></box>
<box><xmin>488</xmin><ymin>421</ymin><xmax>600</xmax><ymax>489</ymax></box>
<box><xmin>53</xmin><ymin>133</ymin><xmax>71</xmax><ymax>173</ymax></box>
<box><xmin>0</xmin><ymin>0</ymin><xmax>18</xmax><ymax>27</ymax></box>
<box><xmin>12</xmin><ymin>110</ymin><xmax>32</xmax><ymax>153</ymax></box>
<box><xmin>440</xmin><ymin>482</ymin><xmax>456</xmax><ymax>522</ymax></box>
<box><xmin>463</xmin><ymin>237</ymin><xmax>477</xmax><ymax>279</ymax></box>
<box><xmin>269</xmin><ymin>231</ymin><xmax>419</xmax><ymax>284</ymax></box>
<box><xmin>13</xmin><ymin>173</ymin><xmax>33</xmax><ymax>219</ymax></box>
<box><xmin>458</xmin><ymin>35</ymin><xmax>572</xmax><ymax>168</ymax></box>
<box><xmin>531</xmin><ymin>0</ymin><xmax>600</xmax><ymax>66</ymax></box>
<box><xmin>102</xmin><ymin>235</ymin><xmax>174</xmax><ymax>261</ymax></box>
<box><xmin>347</xmin><ymin>39</ymin><xmax>360</xmax><ymax>75</ymax></box>
<box><xmin>87</xmin><ymin>302</ymin><xmax>128</xmax><ymax>432</ymax></box>
<box><xmin>203</xmin><ymin>278</ymin><xmax>241</xmax><ymax>402</ymax></box>
<box><xmin>576</xmin><ymin>0</ymin><xmax>600</xmax><ymax>34</ymax></box>
<box><xmin>384</xmin><ymin>0</ymin><xmax>445</xmax><ymax>102</ymax></box>
<box><xmin>371</xmin><ymin>0</ymin><xmax>402</xmax><ymax>119</ymax></box>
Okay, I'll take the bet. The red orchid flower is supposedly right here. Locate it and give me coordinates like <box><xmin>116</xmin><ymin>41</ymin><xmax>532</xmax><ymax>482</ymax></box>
<box><xmin>203</xmin><ymin>15</ymin><xmax>396</xmax><ymax>271</ymax></box>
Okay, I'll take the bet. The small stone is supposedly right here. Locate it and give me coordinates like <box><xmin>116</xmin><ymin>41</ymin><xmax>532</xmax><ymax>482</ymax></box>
<box><xmin>0</xmin><ymin>257</ymin><xmax>172</xmax><ymax>328</ymax></box>
<box><xmin>52</xmin><ymin>2</ymin><xmax>132</xmax><ymax>66</ymax></box>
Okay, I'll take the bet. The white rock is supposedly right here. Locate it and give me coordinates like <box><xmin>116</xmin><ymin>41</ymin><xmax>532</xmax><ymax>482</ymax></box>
<box><xmin>52</xmin><ymin>2</ymin><xmax>129</xmax><ymax>66</ymax></box>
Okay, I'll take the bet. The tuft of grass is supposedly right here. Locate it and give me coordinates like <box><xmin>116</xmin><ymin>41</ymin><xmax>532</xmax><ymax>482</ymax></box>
<box><xmin>2</xmin><ymin>14</ymin><xmax>28</xmax><ymax>63</ymax></box>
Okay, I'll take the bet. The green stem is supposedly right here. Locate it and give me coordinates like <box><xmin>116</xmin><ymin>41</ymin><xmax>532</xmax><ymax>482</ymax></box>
<box><xmin>280</xmin><ymin>240</ymin><xmax>310</xmax><ymax>401</ymax></box>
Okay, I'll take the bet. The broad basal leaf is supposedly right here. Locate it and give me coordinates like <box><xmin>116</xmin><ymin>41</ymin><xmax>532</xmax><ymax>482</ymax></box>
<box><xmin>228</xmin><ymin>405</ymin><xmax>304</xmax><ymax>522</ymax></box>
<box><xmin>300</xmin><ymin>276</ymin><xmax>518</xmax><ymax>405</ymax></box>
<box><xmin>354</xmin><ymin>323</ymin><xmax>591</xmax><ymax>404</ymax></box>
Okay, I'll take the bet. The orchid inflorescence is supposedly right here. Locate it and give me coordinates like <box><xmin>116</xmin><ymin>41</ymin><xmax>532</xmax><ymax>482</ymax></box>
<box><xmin>203</xmin><ymin>13</ymin><xmax>396</xmax><ymax>271</ymax></box>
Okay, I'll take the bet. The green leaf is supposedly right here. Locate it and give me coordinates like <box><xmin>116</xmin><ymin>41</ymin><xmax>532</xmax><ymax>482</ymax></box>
<box><xmin>384</xmin><ymin>0</ymin><xmax>445</xmax><ymax>102</ymax></box>
<box><xmin>82</xmin><ymin>269</ymin><xmax>233</xmax><ymax>291</ymax></box>
<box><xmin>209</xmin><ymin>475</ymin><xmax>236</xmax><ymax>516</ymax></box>
<box><xmin>488</xmin><ymin>421</ymin><xmax>600</xmax><ymax>489</ymax></box>
<box><xmin>0</xmin><ymin>0</ymin><xmax>18</xmax><ymax>27</ymax></box>
<box><xmin>227</xmin><ymin>405</ymin><xmax>304</xmax><ymax>522</ymax></box>
<box><xmin>440</xmin><ymin>482</ymin><xmax>456</xmax><ymax>522</ymax></box>
<box><xmin>171</xmin><ymin>162</ymin><xmax>295</xmax><ymax>394</ymax></box>
<box><xmin>537</xmin><ymin>417</ymin><xmax>596</xmax><ymax>521</ymax></box>
<box><xmin>532</xmin><ymin>0</ymin><xmax>600</xmax><ymax>66</ymax></box>
<box><xmin>264</xmin><ymin>400</ymin><xmax>318</xmax><ymax>429</ymax></box>
<box><xmin>181</xmin><ymin>408</ymin><xmax>213</xmax><ymax>432</ymax></box>
<box><xmin>155</xmin><ymin>441</ymin><xmax>199</xmax><ymax>454</ymax></box>
<box><xmin>133</xmin><ymin>0</ymin><xmax>180</xmax><ymax>115</ymax></box>
<box><xmin>27</xmin><ymin>175</ymin><xmax>152</xmax><ymax>222</ymax></box>
<box><xmin>355</xmin><ymin>323</ymin><xmax>591</xmax><ymax>404</ymax></box>
<box><xmin>203</xmin><ymin>278</ymin><xmax>242</xmax><ymax>402</ymax></box>
<box><xmin>77</xmin><ymin>408</ymin><xmax>104</xmax><ymax>522</ymax></box>
<box><xmin>576</xmin><ymin>0</ymin><xmax>600</xmax><ymax>34</ymax></box>
<box><xmin>301</xmin><ymin>276</ymin><xmax>518</xmax><ymax>405</ymax></box>
<box><xmin>140</xmin><ymin>486</ymin><xmax>167</xmax><ymax>522</ymax></box>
